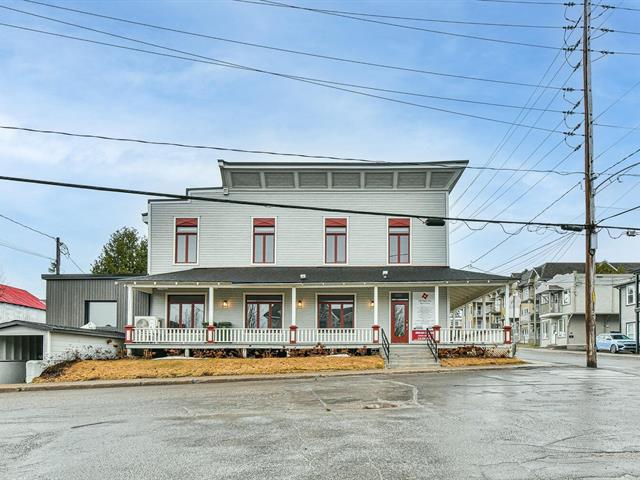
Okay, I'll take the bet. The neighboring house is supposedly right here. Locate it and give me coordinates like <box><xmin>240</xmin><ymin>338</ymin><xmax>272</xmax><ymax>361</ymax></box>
<box><xmin>117</xmin><ymin>160</ymin><xmax>512</xmax><ymax>353</ymax></box>
<box><xmin>616</xmin><ymin>277</ymin><xmax>638</xmax><ymax>339</ymax></box>
<box><xmin>0</xmin><ymin>276</ymin><xmax>145</xmax><ymax>383</ymax></box>
<box><xmin>508</xmin><ymin>262</ymin><xmax>640</xmax><ymax>348</ymax></box>
<box><xmin>0</xmin><ymin>284</ymin><xmax>46</xmax><ymax>324</ymax></box>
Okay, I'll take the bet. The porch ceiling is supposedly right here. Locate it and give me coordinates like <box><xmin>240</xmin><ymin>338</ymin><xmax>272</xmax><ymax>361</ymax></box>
<box><xmin>448</xmin><ymin>285</ymin><xmax>503</xmax><ymax>311</ymax></box>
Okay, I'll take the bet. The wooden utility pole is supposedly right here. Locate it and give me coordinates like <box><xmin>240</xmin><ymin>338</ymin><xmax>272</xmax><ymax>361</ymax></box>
<box><xmin>582</xmin><ymin>0</ymin><xmax>597</xmax><ymax>368</ymax></box>
<box><xmin>55</xmin><ymin>236</ymin><xmax>61</xmax><ymax>275</ymax></box>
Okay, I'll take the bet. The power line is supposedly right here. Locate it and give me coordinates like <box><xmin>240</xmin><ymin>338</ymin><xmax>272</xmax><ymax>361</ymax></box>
<box><xmin>0</xmin><ymin>174</ymin><xmax>603</xmax><ymax>231</ymax></box>
<box><xmin>0</xmin><ymin>22</ymin><xmax>578</xmax><ymax>135</ymax></box>
<box><xmin>0</xmin><ymin>212</ymin><xmax>56</xmax><ymax>240</ymax></box>
<box><xmin>9</xmin><ymin>3</ymin><xmax>571</xmax><ymax>92</ymax></box>
<box><xmin>236</xmin><ymin>0</ymin><xmax>567</xmax><ymax>50</ymax></box>
<box><xmin>0</xmin><ymin>238</ymin><xmax>55</xmax><ymax>261</ymax></box>
<box><xmin>599</xmin><ymin>203</ymin><xmax>640</xmax><ymax>223</ymax></box>
<box><xmin>26</xmin><ymin>0</ymin><xmax>566</xmax><ymax>30</ymax></box>
<box><xmin>477</xmin><ymin>0</ymin><xmax>577</xmax><ymax>5</ymax></box>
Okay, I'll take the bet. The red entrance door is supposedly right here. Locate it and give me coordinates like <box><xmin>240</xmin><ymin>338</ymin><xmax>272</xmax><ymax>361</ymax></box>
<box><xmin>391</xmin><ymin>299</ymin><xmax>409</xmax><ymax>343</ymax></box>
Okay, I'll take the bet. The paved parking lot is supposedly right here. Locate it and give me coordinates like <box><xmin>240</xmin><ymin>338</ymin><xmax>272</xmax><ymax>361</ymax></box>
<box><xmin>2</xmin><ymin>364</ymin><xmax>640</xmax><ymax>480</ymax></box>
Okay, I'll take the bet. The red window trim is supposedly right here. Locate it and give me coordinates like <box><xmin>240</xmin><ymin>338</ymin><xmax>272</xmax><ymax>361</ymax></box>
<box><xmin>388</xmin><ymin>218</ymin><xmax>410</xmax><ymax>264</ymax></box>
<box><xmin>245</xmin><ymin>296</ymin><xmax>283</xmax><ymax>329</ymax></box>
<box><xmin>175</xmin><ymin>218</ymin><xmax>198</xmax><ymax>264</ymax></box>
<box><xmin>325</xmin><ymin>218</ymin><xmax>347</xmax><ymax>264</ymax></box>
<box><xmin>252</xmin><ymin>218</ymin><xmax>276</xmax><ymax>264</ymax></box>
<box><xmin>317</xmin><ymin>297</ymin><xmax>355</xmax><ymax>329</ymax></box>
<box><xmin>167</xmin><ymin>295</ymin><xmax>205</xmax><ymax>328</ymax></box>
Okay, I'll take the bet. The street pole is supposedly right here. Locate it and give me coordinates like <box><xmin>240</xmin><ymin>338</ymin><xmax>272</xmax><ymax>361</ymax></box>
<box><xmin>55</xmin><ymin>236</ymin><xmax>61</xmax><ymax>275</ymax></box>
<box><xmin>582</xmin><ymin>0</ymin><xmax>597</xmax><ymax>368</ymax></box>
<box><xmin>635</xmin><ymin>272</ymin><xmax>639</xmax><ymax>355</ymax></box>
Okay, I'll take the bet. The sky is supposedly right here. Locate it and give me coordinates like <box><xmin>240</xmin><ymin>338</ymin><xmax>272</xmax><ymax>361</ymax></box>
<box><xmin>1</xmin><ymin>0</ymin><xmax>639</xmax><ymax>297</ymax></box>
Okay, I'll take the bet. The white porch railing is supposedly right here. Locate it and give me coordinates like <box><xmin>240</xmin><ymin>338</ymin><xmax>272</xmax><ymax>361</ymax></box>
<box><xmin>133</xmin><ymin>328</ymin><xmax>206</xmax><ymax>344</ymax></box>
<box><xmin>131</xmin><ymin>327</ymin><xmax>373</xmax><ymax>345</ymax></box>
<box><xmin>297</xmin><ymin>328</ymin><xmax>373</xmax><ymax>345</ymax></box>
<box><xmin>439</xmin><ymin>328</ymin><xmax>505</xmax><ymax>345</ymax></box>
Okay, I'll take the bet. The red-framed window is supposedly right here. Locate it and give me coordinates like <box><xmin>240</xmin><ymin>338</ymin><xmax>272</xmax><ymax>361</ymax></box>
<box><xmin>253</xmin><ymin>218</ymin><xmax>275</xmax><ymax>263</ymax></box>
<box><xmin>175</xmin><ymin>218</ymin><xmax>198</xmax><ymax>264</ymax></box>
<box><xmin>167</xmin><ymin>295</ymin><xmax>205</xmax><ymax>328</ymax></box>
<box><xmin>318</xmin><ymin>295</ymin><xmax>355</xmax><ymax>328</ymax></box>
<box><xmin>388</xmin><ymin>218</ymin><xmax>410</xmax><ymax>264</ymax></box>
<box><xmin>245</xmin><ymin>294</ymin><xmax>282</xmax><ymax>329</ymax></box>
<box><xmin>325</xmin><ymin>218</ymin><xmax>347</xmax><ymax>264</ymax></box>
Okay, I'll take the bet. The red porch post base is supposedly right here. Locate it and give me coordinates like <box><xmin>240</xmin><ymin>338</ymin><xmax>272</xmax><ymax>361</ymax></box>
<box><xmin>207</xmin><ymin>325</ymin><xmax>216</xmax><ymax>343</ymax></box>
<box><xmin>289</xmin><ymin>325</ymin><xmax>298</xmax><ymax>344</ymax></box>
<box><xmin>503</xmin><ymin>325</ymin><xmax>512</xmax><ymax>344</ymax></box>
<box><xmin>372</xmin><ymin>324</ymin><xmax>380</xmax><ymax>344</ymax></box>
<box><xmin>432</xmin><ymin>325</ymin><xmax>441</xmax><ymax>343</ymax></box>
<box><xmin>124</xmin><ymin>325</ymin><xmax>134</xmax><ymax>344</ymax></box>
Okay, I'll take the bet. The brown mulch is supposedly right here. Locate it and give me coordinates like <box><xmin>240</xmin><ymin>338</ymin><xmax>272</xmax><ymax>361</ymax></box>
<box><xmin>33</xmin><ymin>356</ymin><xmax>385</xmax><ymax>383</ymax></box>
<box><xmin>440</xmin><ymin>357</ymin><xmax>525</xmax><ymax>368</ymax></box>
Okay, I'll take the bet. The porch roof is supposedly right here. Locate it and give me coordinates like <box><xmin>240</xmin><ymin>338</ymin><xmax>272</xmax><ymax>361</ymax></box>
<box><xmin>126</xmin><ymin>267</ymin><xmax>508</xmax><ymax>309</ymax></box>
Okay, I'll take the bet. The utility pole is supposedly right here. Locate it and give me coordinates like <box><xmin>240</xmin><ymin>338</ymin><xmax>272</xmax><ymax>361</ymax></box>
<box><xmin>55</xmin><ymin>236</ymin><xmax>61</xmax><ymax>275</ymax></box>
<box><xmin>582</xmin><ymin>0</ymin><xmax>597</xmax><ymax>368</ymax></box>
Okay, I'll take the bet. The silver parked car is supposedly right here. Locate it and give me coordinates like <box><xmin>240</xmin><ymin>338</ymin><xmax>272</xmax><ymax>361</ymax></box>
<box><xmin>595</xmin><ymin>333</ymin><xmax>637</xmax><ymax>353</ymax></box>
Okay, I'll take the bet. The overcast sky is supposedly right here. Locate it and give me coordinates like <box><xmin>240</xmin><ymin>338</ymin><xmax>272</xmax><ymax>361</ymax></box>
<box><xmin>1</xmin><ymin>0</ymin><xmax>639</xmax><ymax>297</ymax></box>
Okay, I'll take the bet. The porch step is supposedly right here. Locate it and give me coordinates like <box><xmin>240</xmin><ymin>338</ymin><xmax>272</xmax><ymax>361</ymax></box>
<box><xmin>386</xmin><ymin>345</ymin><xmax>438</xmax><ymax>368</ymax></box>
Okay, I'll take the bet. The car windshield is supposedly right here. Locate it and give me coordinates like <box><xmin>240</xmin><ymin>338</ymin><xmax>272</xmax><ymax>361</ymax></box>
<box><xmin>611</xmin><ymin>334</ymin><xmax>630</xmax><ymax>340</ymax></box>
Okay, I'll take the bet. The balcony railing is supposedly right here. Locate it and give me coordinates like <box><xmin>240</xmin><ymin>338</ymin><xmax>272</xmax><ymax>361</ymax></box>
<box><xmin>439</xmin><ymin>328</ymin><xmax>506</xmax><ymax>345</ymax></box>
<box><xmin>131</xmin><ymin>327</ymin><xmax>373</xmax><ymax>345</ymax></box>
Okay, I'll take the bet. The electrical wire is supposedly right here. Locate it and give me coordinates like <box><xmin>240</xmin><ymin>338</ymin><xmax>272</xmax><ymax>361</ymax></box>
<box><xmin>0</xmin><ymin>212</ymin><xmax>56</xmax><ymax>240</ymax></box>
<box><xmin>237</xmin><ymin>0</ymin><xmax>567</xmax><ymax>50</ymax></box>
<box><xmin>0</xmin><ymin>22</ymin><xmax>579</xmax><ymax>135</ymax></box>
<box><xmin>7</xmin><ymin>3</ymin><xmax>571</xmax><ymax>92</ymax></box>
<box><xmin>0</xmin><ymin>238</ymin><xmax>55</xmax><ymax>261</ymax></box>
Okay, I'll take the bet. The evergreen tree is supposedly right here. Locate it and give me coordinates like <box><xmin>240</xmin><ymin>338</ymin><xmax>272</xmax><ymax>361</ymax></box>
<box><xmin>91</xmin><ymin>227</ymin><xmax>147</xmax><ymax>274</ymax></box>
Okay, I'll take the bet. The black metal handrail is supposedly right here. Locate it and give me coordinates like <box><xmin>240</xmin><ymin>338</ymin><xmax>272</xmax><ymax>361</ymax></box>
<box><xmin>425</xmin><ymin>328</ymin><xmax>439</xmax><ymax>363</ymax></box>
<box><xmin>380</xmin><ymin>327</ymin><xmax>390</xmax><ymax>364</ymax></box>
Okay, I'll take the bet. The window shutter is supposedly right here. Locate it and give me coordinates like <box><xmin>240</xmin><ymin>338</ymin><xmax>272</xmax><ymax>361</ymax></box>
<box><xmin>253</xmin><ymin>218</ymin><xmax>275</xmax><ymax>227</ymax></box>
<box><xmin>325</xmin><ymin>218</ymin><xmax>347</xmax><ymax>227</ymax></box>
<box><xmin>389</xmin><ymin>218</ymin><xmax>410</xmax><ymax>227</ymax></box>
<box><xmin>176</xmin><ymin>218</ymin><xmax>198</xmax><ymax>227</ymax></box>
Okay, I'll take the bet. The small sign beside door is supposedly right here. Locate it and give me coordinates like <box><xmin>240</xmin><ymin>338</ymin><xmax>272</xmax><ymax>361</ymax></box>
<box><xmin>412</xmin><ymin>291</ymin><xmax>435</xmax><ymax>328</ymax></box>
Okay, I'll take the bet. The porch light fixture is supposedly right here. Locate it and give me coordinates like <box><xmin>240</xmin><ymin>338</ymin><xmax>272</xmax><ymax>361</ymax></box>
<box><xmin>370</xmin><ymin>299</ymin><xmax>375</xmax><ymax>308</ymax></box>
<box><xmin>297</xmin><ymin>300</ymin><xmax>303</xmax><ymax>308</ymax></box>
<box><xmin>222</xmin><ymin>300</ymin><xmax>229</xmax><ymax>309</ymax></box>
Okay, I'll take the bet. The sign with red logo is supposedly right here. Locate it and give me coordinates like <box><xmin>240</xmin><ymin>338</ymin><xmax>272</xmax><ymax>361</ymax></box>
<box><xmin>413</xmin><ymin>291</ymin><xmax>435</xmax><ymax>328</ymax></box>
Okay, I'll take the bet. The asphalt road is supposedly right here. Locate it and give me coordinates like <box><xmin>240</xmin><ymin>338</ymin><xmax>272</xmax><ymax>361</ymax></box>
<box><xmin>518</xmin><ymin>345</ymin><xmax>640</xmax><ymax>375</ymax></box>
<box><xmin>2</xmin><ymin>363</ymin><xmax>640</xmax><ymax>480</ymax></box>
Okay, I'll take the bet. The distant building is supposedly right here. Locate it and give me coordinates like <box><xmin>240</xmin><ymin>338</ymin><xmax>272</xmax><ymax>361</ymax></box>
<box><xmin>0</xmin><ymin>284</ymin><xmax>46</xmax><ymax>324</ymax></box>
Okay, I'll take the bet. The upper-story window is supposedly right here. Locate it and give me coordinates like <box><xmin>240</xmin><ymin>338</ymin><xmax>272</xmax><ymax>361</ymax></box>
<box><xmin>562</xmin><ymin>290</ymin><xmax>571</xmax><ymax>305</ymax></box>
<box><xmin>175</xmin><ymin>218</ymin><xmax>198</xmax><ymax>264</ymax></box>
<box><xmin>626</xmin><ymin>285</ymin><xmax>636</xmax><ymax>306</ymax></box>
<box><xmin>388</xmin><ymin>218</ymin><xmax>410</xmax><ymax>264</ymax></box>
<box><xmin>253</xmin><ymin>218</ymin><xmax>275</xmax><ymax>264</ymax></box>
<box><xmin>325</xmin><ymin>218</ymin><xmax>347</xmax><ymax>264</ymax></box>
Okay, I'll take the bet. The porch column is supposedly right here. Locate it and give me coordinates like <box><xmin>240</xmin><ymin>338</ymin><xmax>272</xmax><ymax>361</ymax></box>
<box><xmin>125</xmin><ymin>285</ymin><xmax>134</xmax><ymax>344</ymax></box>
<box><xmin>433</xmin><ymin>286</ymin><xmax>441</xmax><ymax>343</ymax></box>
<box><xmin>207</xmin><ymin>286</ymin><xmax>215</xmax><ymax>343</ymax></box>
<box><xmin>482</xmin><ymin>295</ymin><xmax>487</xmax><ymax>329</ymax></box>
<box><xmin>372</xmin><ymin>286</ymin><xmax>380</xmax><ymax>344</ymax></box>
<box><xmin>503</xmin><ymin>284</ymin><xmax>512</xmax><ymax>345</ymax></box>
<box><xmin>290</xmin><ymin>287</ymin><xmax>297</xmax><ymax>344</ymax></box>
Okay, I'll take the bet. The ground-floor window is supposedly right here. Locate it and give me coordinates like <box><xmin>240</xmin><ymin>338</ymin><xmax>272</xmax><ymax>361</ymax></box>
<box><xmin>557</xmin><ymin>317</ymin><xmax>566</xmax><ymax>336</ymax></box>
<box><xmin>541</xmin><ymin>321</ymin><xmax>548</xmax><ymax>339</ymax></box>
<box><xmin>168</xmin><ymin>295</ymin><xmax>205</xmax><ymax>328</ymax></box>
<box><xmin>318</xmin><ymin>295</ymin><xmax>354</xmax><ymax>328</ymax></box>
<box><xmin>85</xmin><ymin>301</ymin><xmax>117</xmax><ymax>328</ymax></box>
<box><xmin>245</xmin><ymin>295</ymin><xmax>283</xmax><ymax>329</ymax></box>
<box><xmin>626</xmin><ymin>322</ymin><xmax>636</xmax><ymax>339</ymax></box>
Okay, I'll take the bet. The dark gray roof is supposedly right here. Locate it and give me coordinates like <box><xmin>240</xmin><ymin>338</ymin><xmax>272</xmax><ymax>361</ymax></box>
<box><xmin>127</xmin><ymin>266</ymin><xmax>508</xmax><ymax>284</ymax></box>
<box><xmin>516</xmin><ymin>262</ymin><xmax>640</xmax><ymax>283</ymax></box>
<box><xmin>0</xmin><ymin>320</ymin><xmax>124</xmax><ymax>338</ymax></box>
<box><xmin>41</xmin><ymin>274</ymin><xmax>141</xmax><ymax>280</ymax></box>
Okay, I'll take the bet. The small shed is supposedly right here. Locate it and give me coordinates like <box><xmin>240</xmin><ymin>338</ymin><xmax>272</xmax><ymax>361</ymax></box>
<box><xmin>0</xmin><ymin>284</ymin><xmax>46</xmax><ymax>324</ymax></box>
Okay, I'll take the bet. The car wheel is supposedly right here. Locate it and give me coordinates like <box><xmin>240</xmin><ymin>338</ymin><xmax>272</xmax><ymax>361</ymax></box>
<box><xmin>610</xmin><ymin>345</ymin><xmax>617</xmax><ymax>354</ymax></box>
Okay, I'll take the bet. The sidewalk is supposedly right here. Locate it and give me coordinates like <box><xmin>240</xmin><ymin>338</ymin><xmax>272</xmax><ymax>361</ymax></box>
<box><xmin>0</xmin><ymin>361</ymin><xmax>547</xmax><ymax>393</ymax></box>
<box><xmin>518</xmin><ymin>345</ymin><xmax>640</xmax><ymax>359</ymax></box>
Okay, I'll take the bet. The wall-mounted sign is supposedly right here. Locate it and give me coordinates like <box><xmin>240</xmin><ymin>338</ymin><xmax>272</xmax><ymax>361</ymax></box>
<box><xmin>412</xmin><ymin>291</ymin><xmax>435</xmax><ymax>328</ymax></box>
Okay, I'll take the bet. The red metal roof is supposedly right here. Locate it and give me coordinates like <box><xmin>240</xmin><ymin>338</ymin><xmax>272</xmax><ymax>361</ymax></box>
<box><xmin>0</xmin><ymin>284</ymin><xmax>46</xmax><ymax>311</ymax></box>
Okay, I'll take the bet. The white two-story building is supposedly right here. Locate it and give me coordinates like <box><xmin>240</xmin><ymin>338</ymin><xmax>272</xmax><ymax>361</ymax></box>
<box><xmin>120</xmin><ymin>160</ymin><xmax>511</xmax><ymax>357</ymax></box>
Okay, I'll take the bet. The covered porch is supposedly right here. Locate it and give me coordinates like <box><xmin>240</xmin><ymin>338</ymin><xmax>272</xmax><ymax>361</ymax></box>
<box><xmin>121</xmin><ymin>266</ymin><xmax>513</xmax><ymax>351</ymax></box>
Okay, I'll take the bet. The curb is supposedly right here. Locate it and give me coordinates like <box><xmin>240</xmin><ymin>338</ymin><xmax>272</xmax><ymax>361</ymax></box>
<box><xmin>0</xmin><ymin>361</ymin><xmax>549</xmax><ymax>394</ymax></box>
